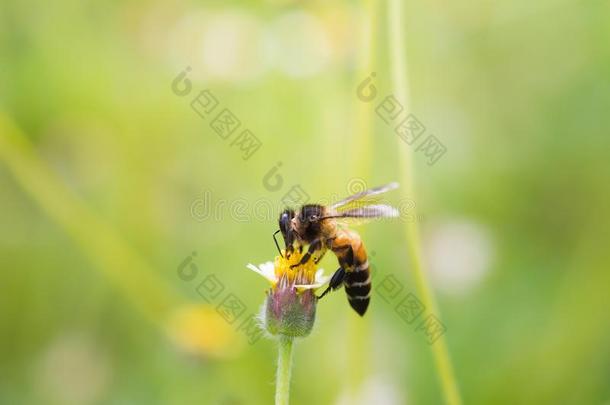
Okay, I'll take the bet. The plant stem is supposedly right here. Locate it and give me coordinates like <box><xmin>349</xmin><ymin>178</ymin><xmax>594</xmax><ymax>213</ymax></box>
<box><xmin>386</xmin><ymin>1</ymin><xmax>462</xmax><ymax>404</ymax></box>
<box><xmin>275</xmin><ymin>336</ymin><xmax>294</xmax><ymax>405</ymax></box>
<box><xmin>351</xmin><ymin>0</ymin><xmax>379</xmax><ymax>176</ymax></box>
<box><xmin>346</xmin><ymin>0</ymin><xmax>379</xmax><ymax>400</ymax></box>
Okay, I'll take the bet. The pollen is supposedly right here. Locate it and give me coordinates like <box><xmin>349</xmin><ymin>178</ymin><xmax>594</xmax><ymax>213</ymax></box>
<box><xmin>273</xmin><ymin>250</ymin><xmax>318</xmax><ymax>289</ymax></box>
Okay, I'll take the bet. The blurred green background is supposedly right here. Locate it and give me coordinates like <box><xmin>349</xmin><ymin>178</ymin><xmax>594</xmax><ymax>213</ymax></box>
<box><xmin>1</xmin><ymin>0</ymin><xmax>609</xmax><ymax>404</ymax></box>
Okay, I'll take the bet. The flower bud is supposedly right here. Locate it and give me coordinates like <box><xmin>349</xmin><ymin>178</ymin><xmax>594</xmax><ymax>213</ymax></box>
<box><xmin>264</xmin><ymin>282</ymin><xmax>317</xmax><ymax>338</ymax></box>
<box><xmin>248</xmin><ymin>251</ymin><xmax>328</xmax><ymax>339</ymax></box>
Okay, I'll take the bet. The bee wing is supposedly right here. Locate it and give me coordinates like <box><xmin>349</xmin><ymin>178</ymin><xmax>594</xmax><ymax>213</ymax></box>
<box><xmin>331</xmin><ymin>204</ymin><xmax>400</xmax><ymax>226</ymax></box>
<box><xmin>330</xmin><ymin>182</ymin><xmax>399</xmax><ymax>213</ymax></box>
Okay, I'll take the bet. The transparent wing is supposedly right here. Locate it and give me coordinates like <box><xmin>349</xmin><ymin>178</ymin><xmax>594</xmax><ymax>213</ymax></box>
<box><xmin>330</xmin><ymin>182</ymin><xmax>399</xmax><ymax>213</ymax></box>
<box><xmin>327</xmin><ymin>182</ymin><xmax>400</xmax><ymax>226</ymax></box>
<box><xmin>332</xmin><ymin>204</ymin><xmax>400</xmax><ymax>227</ymax></box>
<box><xmin>339</xmin><ymin>204</ymin><xmax>400</xmax><ymax>218</ymax></box>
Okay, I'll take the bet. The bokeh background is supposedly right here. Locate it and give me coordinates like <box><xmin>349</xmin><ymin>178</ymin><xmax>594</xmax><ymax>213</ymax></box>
<box><xmin>1</xmin><ymin>0</ymin><xmax>609</xmax><ymax>404</ymax></box>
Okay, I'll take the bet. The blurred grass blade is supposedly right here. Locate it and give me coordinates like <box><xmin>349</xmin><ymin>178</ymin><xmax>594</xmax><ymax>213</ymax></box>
<box><xmin>386</xmin><ymin>1</ymin><xmax>462</xmax><ymax>404</ymax></box>
<box><xmin>345</xmin><ymin>0</ymin><xmax>380</xmax><ymax>399</ymax></box>
<box><xmin>0</xmin><ymin>113</ymin><xmax>180</xmax><ymax>326</ymax></box>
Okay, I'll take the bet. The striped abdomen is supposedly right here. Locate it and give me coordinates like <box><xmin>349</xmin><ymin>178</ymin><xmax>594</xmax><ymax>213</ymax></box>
<box><xmin>345</xmin><ymin>257</ymin><xmax>371</xmax><ymax>316</ymax></box>
<box><xmin>330</xmin><ymin>230</ymin><xmax>371</xmax><ymax>316</ymax></box>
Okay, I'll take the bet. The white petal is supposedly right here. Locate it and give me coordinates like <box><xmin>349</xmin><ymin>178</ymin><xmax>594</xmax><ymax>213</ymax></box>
<box><xmin>294</xmin><ymin>283</ymin><xmax>322</xmax><ymax>290</ymax></box>
<box><xmin>246</xmin><ymin>263</ymin><xmax>277</xmax><ymax>283</ymax></box>
<box><xmin>314</xmin><ymin>268</ymin><xmax>330</xmax><ymax>284</ymax></box>
<box><xmin>258</xmin><ymin>262</ymin><xmax>276</xmax><ymax>280</ymax></box>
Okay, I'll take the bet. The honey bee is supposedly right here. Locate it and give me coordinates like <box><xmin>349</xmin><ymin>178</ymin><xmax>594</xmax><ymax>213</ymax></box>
<box><xmin>273</xmin><ymin>183</ymin><xmax>399</xmax><ymax>316</ymax></box>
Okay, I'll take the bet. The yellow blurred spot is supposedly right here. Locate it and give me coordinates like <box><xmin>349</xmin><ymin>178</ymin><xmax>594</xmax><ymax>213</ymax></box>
<box><xmin>165</xmin><ymin>304</ymin><xmax>245</xmax><ymax>359</ymax></box>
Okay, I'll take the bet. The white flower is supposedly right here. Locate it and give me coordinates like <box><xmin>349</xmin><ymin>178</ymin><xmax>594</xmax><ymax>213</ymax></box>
<box><xmin>247</xmin><ymin>251</ymin><xmax>329</xmax><ymax>337</ymax></box>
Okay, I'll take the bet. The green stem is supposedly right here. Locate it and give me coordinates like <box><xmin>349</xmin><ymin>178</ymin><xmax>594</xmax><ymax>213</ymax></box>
<box><xmin>346</xmin><ymin>0</ymin><xmax>379</xmax><ymax>400</ymax></box>
<box><xmin>387</xmin><ymin>1</ymin><xmax>462</xmax><ymax>404</ymax></box>
<box><xmin>275</xmin><ymin>336</ymin><xmax>294</xmax><ymax>405</ymax></box>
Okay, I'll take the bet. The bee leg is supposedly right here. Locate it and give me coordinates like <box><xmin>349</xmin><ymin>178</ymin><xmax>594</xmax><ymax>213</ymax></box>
<box><xmin>290</xmin><ymin>239</ymin><xmax>322</xmax><ymax>268</ymax></box>
<box><xmin>314</xmin><ymin>250</ymin><xmax>327</xmax><ymax>264</ymax></box>
<box><xmin>317</xmin><ymin>267</ymin><xmax>345</xmax><ymax>299</ymax></box>
<box><xmin>286</xmin><ymin>244</ymin><xmax>295</xmax><ymax>259</ymax></box>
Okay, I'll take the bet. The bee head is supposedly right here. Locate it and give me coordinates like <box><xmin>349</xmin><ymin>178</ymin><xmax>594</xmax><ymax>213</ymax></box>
<box><xmin>278</xmin><ymin>208</ymin><xmax>296</xmax><ymax>254</ymax></box>
<box><xmin>297</xmin><ymin>204</ymin><xmax>325</xmax><ymax>242</ymax></box>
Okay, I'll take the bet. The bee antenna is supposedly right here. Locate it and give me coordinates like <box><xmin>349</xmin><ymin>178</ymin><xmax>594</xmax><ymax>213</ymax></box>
<box><xmin>272</xmin><ymin>229</ymin><xmax>284</xmax><ymax>258</ymax></box>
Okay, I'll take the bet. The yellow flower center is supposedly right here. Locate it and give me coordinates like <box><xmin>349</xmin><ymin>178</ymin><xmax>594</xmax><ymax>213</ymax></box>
<box><xmin>273</xmin><ymin>249</ymin><xmax>319</xmax><ymax>287</ymax></box>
